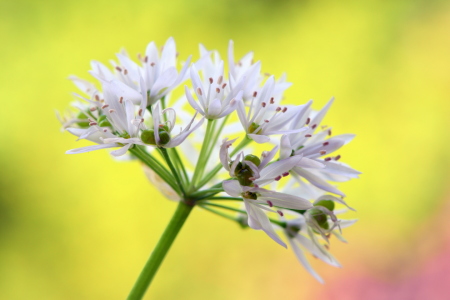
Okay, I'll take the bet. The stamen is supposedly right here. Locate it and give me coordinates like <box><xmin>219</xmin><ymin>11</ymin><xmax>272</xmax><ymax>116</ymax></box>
<box><xmin>89</xmin><ymin>107</ymin><xmax>97</xmax><ymax>112</ymax></box>
<box><xmin>144</xmin><ymin>56</ymin><xmax>148</xmax><ymax>63</ymax></box>
<box><xmin>217</xmin><ymin>76</ymin><xmax>223</xmax><ymax>85</ymax></box>
<box><xmin>115</xmin><ymin>66</ymin><xmax>122</xmax><ymax>72</ymax></box>
<box><xmin>276</xmin><ymin>107</ymin><xmax>282</xmax><ymax>112</ymax></box>
<box><xmin>306</xmin><ymin>118</ymin><xmax>311</xmax><ymax>125</ymax></box>
<box><xmin>282</xmin><ymin>172</ymin><xmax>289</xmax><ymax>177</ymax></box>
<box><xmin>335</xmin><ymin>155</ymin><xmax>341</xmax><ymax>161</ymax></box>
<box><xmin>216</xmin><ymin>87</ymin><xmax>220</xmax><ymax>93</ymax></box>
<box><xmin>264</xmin><ymin>72</ymin><xmax>271</xmax><ymax>76</ymax></box>
<box><xmin>138</xmin><ymin>108</ymin><xmax>143</xmax><ymax>116</ymax></box>
<box><xmin>320</xmin><ymin>150</ymin><xmax>326</xmax><ymax>155</ymax></box>
<box><xmin>305</xmin><ymin>134</ymin><xmax>312</xmax><ymax>138</ymax></box>
<box><xmin>323</xmin><ymin>142</ymin><xmax>329</xmax><ymax>146</ymax></box>
<box><xmin>267</xmin><ymin>200</ymin><xmax>273</xmax><ymax>207</ymax></box>
<box><xmin>328</xmin><ymin>129</ymin><xmax>332</xmax><ymax>136</ymax></box>
<box><xmin>89</xmin><ymin>122</ymin><xmax>97</xmax><ymax>126</ymax></box>
<box><xmin>209</xmin><ymin>77</ymin><xmax>213</xmax><ymax>84</ymax></box>
<box><xmin>261</xmin><ymin>102</ymin><xmax>266</xmax><ymax>107</ymax></box>
<box><xmin>119</xmin><ymin>97</ymin><xmax>123</xmax><ymax>104</ymax></box>
<box><xmin>197</xmin><ymin>87</ymin><xmax>203</xmax><ymax>96</ymax></box>
<box><xmin>124</xmin><ymin>69</ymin><xmax>128</xmax><ymax>75</ymax></box>
<box><xmin>264</xmin><ymin>120</ymin><xmax>269</xmax><ymax>123</ymax></box>
<box><xmin>103</xmin><ymin>129</ymin><xmax>108</xmax><ymax>132</ymax></box>
<box><xmin>325</xmin><ymin>157</ymin><xmax>332</xmax><ymax>161</ymax></box>
<box><xmin>102</xmin><ymin>104</ymin><xmax>109</xmax><ymax>109</ymax></box>
<box><xmin>222</xmin><ymin>83</ymin><xmax>227</xmax><ymax>89</ymax></box>
<box><xmin>277</xmin><ymin>210</ymin><xmax>284</xmax><ymax>217</ymax></box>
<box><xmin>94</xmin><ymin>95</ymin><xmax>100</xmax><ymax>101</ymax></box>
<box><xmin>270</xmin><ymin>97</ymin><xmax>275</xmax><ymax>104</ymax></box>
<box><xmin>275</xmin><ymin>175</ymin><xmax>282</xmax><ymax>181</ymax></box>
<box><xmin>311</xmin><ymin>124</ymin><xmax>317</xmax><ymax>129</ymax></box>
<box><xmin>150</xmin><ymin>62</ymin><xmax>155</xmax><ymax>67</ymax></box>
<box><xmin>109</xmin><ymin>109</ymin><xmax>115</xmax><ymax>113</ymax></box>
<box><xmin>282</xmin><ymin>107</ymin><xmax>287</xmax><ymax>113</ymax></box>
<box><xmin>253</xmin><ymin>91</ymin><xmax>258</xmax><ymax>97</ymax></box>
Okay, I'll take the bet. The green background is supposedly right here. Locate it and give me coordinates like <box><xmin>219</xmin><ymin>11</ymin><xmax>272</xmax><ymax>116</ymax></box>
<box><xmin>1</xmin><ymin>0</ymin><xmax>450</xmax><ymax>299</ymax></box>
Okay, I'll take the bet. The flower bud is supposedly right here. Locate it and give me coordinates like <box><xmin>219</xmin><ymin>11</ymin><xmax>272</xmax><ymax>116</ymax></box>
<box><xmin>314</xmin><ymin>199</ymin><xmax>335</xmax><ymax>211</ymax></box>
<box><xmin>141</xmin><ymin>129</ymin><xmax>156</xmax><ymax>145</ymax></box>
<box><xmin>76</xmin><ymin>111</ymin><xmax>90</xmax><ymax>128</ymax></box>
<box><xmin>97</xmin><ymin>115</ymin><xmax>111</xmax><ymax>127</ymax></box>
<box><xmin>308</xmin><ymin>208</ymin><xmax>329</xmax><ymax>230</ymax></box>
<box><xmin>237</xmin><ymin>167</ymin><xmax>253</xmax><ymax>186</ymax></box>
<box><xmin>248</xmin><ymin>122</ymin><xmax>261</xmax><ymax>134</ymax></box>
<box><xmin>158</xmin><ymin>130</ymin><xmax>171</xmax><ymax>145</ymax></box>
<box><xmin>244</xmin><ymin>154</ymin><xmax>261</xmax><ymax>166</ymax></box>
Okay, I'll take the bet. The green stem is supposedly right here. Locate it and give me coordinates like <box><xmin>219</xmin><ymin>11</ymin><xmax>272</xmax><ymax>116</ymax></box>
<box><xmin>188</xmin><ymin>119</ymin><xmax>215</xmax><ymax>191</ymax></box>
<box><xmin>170</xmin><ymin>147</ymin><xmax>189</xmax><ymax>185</ymax></box>
<box><xmin>130</xmin><ymin>147</ymin><xmax>181</xmax><ymax>195</ymax></box>
<box><xmin>204</xmin><ymin>196</ymin><xmax>243</xmax><ymax>201</ymax></box>
<box><xmin>200</xmin><ymin>205</ymin><xmax>242</xmax><ymax>223</ymax></box>
<box><xmin>127</xmin><ymin>201</ymin><xmax>194</xmax><ymax>300</ymax></box>
<box><xmin>159</xmin><ymin>148</ymin><xmax>186</xmax><ymax>196</ymax></box>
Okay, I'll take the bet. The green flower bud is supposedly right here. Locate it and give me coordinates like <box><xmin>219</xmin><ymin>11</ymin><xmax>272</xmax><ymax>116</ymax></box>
<box><xmin>314</xmin><ymin>200</ymin><xmax>335</xmax><ymax>211</ymax></box>
<box><xmin>158</xmin><ymin>130</ymin><xmax>171</xmax><ymax>145</ymax></box>
<box><xmin>308</xmin><ymin>208</ymin><xmax>329</xmax><ymax>230</ymax></box>
<box><xmin>158</xmin><ymin>124</ymin><xmax>170</xmax><ymax>133</ymax></box>
<box><xmin>97</xmin><ymin>115</ymin><xmax>111</xmax><ymax>127</ymax></box>
<box><xmin>248</xmin><ymin>122</ymin><xmax>260</xmax><ymax>134</ymax></box>
<box><xmin>286</xmin><ymin>224</ymin><xmax>301</xmax><ymax>238</ymax></box>
<box><xmin>244</xmin><ymin>154</ymin><xmax>261</xmax><ymax>166</ymax></box>
<box><xmin>76</xmin><ymin>111</ymin><xmax>90</xmax><ymax>128</ymax></box>
<box><xmin>141</xmin><ymin>130</ymin><xmax>156</xmax><ymax>145</ymax></box>
<box><xmin>237</xmin><ymin>168</ymin><xmax>253</xmax><ymax>186</ymax></box>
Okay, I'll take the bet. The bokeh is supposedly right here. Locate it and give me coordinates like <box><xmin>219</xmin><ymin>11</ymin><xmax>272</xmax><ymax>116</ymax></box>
<box><xmin>1</xmin><ymin>0</ymin><xmax>450</xmax><ymax>299</ymax></box>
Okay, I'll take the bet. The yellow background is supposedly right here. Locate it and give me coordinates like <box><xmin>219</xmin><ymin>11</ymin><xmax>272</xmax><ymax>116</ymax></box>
<box><xmin>1</xmin><ymin>0</ymin><xmax>450</xmax><ymax>299</ymax></box>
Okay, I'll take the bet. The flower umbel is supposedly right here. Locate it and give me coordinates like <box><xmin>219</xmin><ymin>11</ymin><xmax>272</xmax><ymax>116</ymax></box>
<box><xmin>60</xmin><ymin>38</ymin><xmax>360</xmax><ymax>297</ymax></box>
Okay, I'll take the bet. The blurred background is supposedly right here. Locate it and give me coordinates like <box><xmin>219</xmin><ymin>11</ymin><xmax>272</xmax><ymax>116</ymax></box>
<box><xmin>1</xmin><ymin>0</ymin><xmax>450</xmax><ymax>299</ymax></box>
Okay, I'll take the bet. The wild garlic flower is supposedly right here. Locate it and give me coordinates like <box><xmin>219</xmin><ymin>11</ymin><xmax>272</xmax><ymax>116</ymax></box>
<box><xmin>61</xmin><ymin>38</ymin><xmax>360</xmax><ymax>287</ymax></box>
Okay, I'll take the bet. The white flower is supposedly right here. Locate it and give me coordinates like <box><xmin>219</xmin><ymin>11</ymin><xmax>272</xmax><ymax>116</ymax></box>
<box><xmin>139</xmin><ymin>102</ymin><xmax>205</xmax><ymax>148</ymax></box>
<box><xmin>223</xmin><ymin>180</ymin><xmax>312</xmax><ymax>247</ymax></box>
<box><xmin>235</xmin><ymin>76</ymin><xmax>305</xmax><ymax>143</ymax></box>
<box><xmin>280</xmin><ymin>99</ymin><xmax>361</xmax><ymax>196</ymax></box>
<box><xmin>185</xmin><ymin>64</ymin><xmax>243</xmax><ymax>119</ymax></box>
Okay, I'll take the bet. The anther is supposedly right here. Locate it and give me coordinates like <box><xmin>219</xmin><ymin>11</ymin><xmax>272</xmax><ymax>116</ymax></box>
<box><xmin>328</xmin><ymin>129</ymin><xmax>332</xmax><ymax>136</ymax></box>
<box><xmin>276</xmin><ymin>107</ymin><xmax>282</xmax><ymax>112</ymax></box>
<box><xmin>325</xmin><ymin>157</ymin><xmax>332</xmax><ymax>161</ymax></box>
<box><xmin>282</xmin><ymin>107</ymin><xmax>287</xmax><ymax>113</ymax></box>
<box><xmin>102</xmin><ymin>104</ymin><xmax>109</xmax><ymax>109</ymax></box>
<box><xmin>323</xmin><ymin>142</ymin><xmax>329</xmax><ymax>146</ymax></box>
<box><xmin>115</xmin><ymin>66</ymin><xmax>122</xmax><ymax>72</ymax></box>
<box><xmin>103</xmin><ymin>129</ymin><xmax>108</xmax><ymax>132</ymax></box>
<box><xmin>138</xmin><ymin>108</ymin><xmax>143</xmax><ymax>116</ymax></box>
<box><xmin>222</xmin><ymin>83</ymin><xmax>227</xmax><ymax>89</ymax></box>
<box><xmin>124</xmin><ymin>69</ymin><xmax>128</xmax><ymax>75</ymax></box>
<box><xmin>94</xmin><ymin>95</ymin><xmax>100</xmax><ymax>101</ymax></box>
<box><xmin>312</xmin><ymin>124</ymin><xmax>317</xmax><ymax>129</ymax></box>
<box><xmin>89</xmin><ymin>122</ymin><xmax>97</xmax><ymax>126</ymax></box>
<box><xmin>270</xmin><ymin>97</ymin><xmax>275</xmax><ymax>104</ymax></box>
<box><xmin>119</xmin><ymin>97</ymin><xmax>123</xmax><ymax>104</ymax></box>
<box><xmin>320</xmin><ymin>150</ymin><xmax>326</xmax><ymax>155</ymax></box>
<box><xmin>305</xmin><ymin>134</ymin><xmax>312</xmax><ymax>138</ymax></box>
<box><xmin>150</xmin><ymin>62</ymin><xmax>155</xmax><ymax>67</ymax></box>
<box><xmin>264</xmin><ymin>119</ymin><xmax>269</xmax><ymax>123</ymax></box>
<box><xmin>275</xmin><ymin>175</ymin><xmax>282</xmax><ymax>181</ymax></box>
<box><xmin>261</xmin><ymin>102</ymin><xmax>266</xmax><ymax>107</ymax></box>
<box><xmin>197</xmin><ymin>87</ymin><xmax>203</xmax><ymax>96</ymax></box>
<box><xmin>282</xmin><ymin>172</ymin><xmax>289</xmax><ymax>177</ymax></box>
<box><xmin>217</xmin><ymin>76</ymin><xmax>223</xmax><ymax>85</ymax></box>
<box><xmin>89</xmin><ymin>107</ymin><xmax>97</xmax><ymax>112</ymax></box>
<box><xmin>335</xmin><ymin>155</ymin><xmax>341</xmax><ymax>161</ymax></box>
<box><xmin>209</xmin><ymin>77</ymin><xmax>213</xmax><ymax>84</ymax></box>
<box><xmin>267</xmin><ymin>200</ymin><xmax>273</xmax><ymax>207</ymax></box>
<box><xmin>277</xmin><ymin>210</ymin><xmax>284</xmax><ymax>217</ymax></box>
<box><xmin>109</xmin><ymin>109</ymin><xmax>115</xmax><ymax>113</ymax></box>
<box><xmin>253</xmin><ymin>91</ymin><xmax>258</xmax><ymax>97</ymax></box>
<box><xmin>264</xmin><ymin>72</ymin><xmax>271</xmax><ymax>76</ymax></box>
<box><xmin>306</xmin><ymin>118</ymin><xmax>311</xmax><ymax>125</ymax></box>
<box><xmin>144</xmin><ymin>56</ymin><xmax>148</xmax><ymax>63</ymax></box>
<box><xmin>216</xmin><ymin>87</ymin><xmax>220</xmax><ymax>93</ymax></box>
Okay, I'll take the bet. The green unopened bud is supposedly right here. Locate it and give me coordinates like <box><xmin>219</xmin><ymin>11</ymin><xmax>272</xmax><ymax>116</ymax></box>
<box><xmin>287</xmin><ymin>224</ymin><xmax>301</xmax><ymax>238</ymax></box>
<box><xmin>76</xmin><ymin>112</ymin><xmax>90</xmax><ymax>128</ymax></box>
<box><xmin>158</xmin><ymin>130</ymin><xmax>171</xmax><ymax>145</ymax></box>
<box><xmin>248</xmin><ymin>122</ymin><xmax>260</xmax><ymax>134</ymax></box>
<box><xmin>141</xmin><ymin>129</ymin><xmax>156</xmax><ymax>145</ymax></box>
<box><xmin>97</xmin><ymin>115</ymin><xmax>111</xmax><ymax>127</ymax></box>
<box><xmin>314</xmin><ymin>200</ymin><xmax>335</xmax><ymax>211</ymax></box>
<box><xmin>308</xmin><ymin>208</ymin><xmax>329</xmax><ymax>230</ymax></box>
<box><xmin>237</xmin><ymin>168</ymin><xmax>253</xmax><ymax>186</ymax></box>
<box><xmin>158</xmin><ymin>124</ymin><xmax>170</xmax><ymax>133</ymax></box>
<box><xmin>244</xmin><ymin>154</ymin><xmax>261</xmax><ymax>166</ymax></box>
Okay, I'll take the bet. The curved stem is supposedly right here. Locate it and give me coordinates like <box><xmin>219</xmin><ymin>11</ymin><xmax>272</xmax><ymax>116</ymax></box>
<box><xmin>127</xmin><ymin>201</ymin><xmax>194</xmax><ymax>300</ymax></box>
<box><xmin>159</xmin><ymin>148</ymin><xmax>186</xmax><ymax>197</ymax></box>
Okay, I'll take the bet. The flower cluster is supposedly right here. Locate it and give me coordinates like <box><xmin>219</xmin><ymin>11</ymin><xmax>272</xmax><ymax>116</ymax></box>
<box><xmin>60</xmin><ymin>37</ymin><xmax>360</xmax><ymax>282</ymax></box>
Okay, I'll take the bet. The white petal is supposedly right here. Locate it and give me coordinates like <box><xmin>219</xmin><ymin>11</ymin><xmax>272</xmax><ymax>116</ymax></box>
<box><xmin>279</xmin><ymin>135</ymin><xmax>292</xmax><ymax>160</ymax></box>
<box><xmin>287</xmin><ymin>237</ymin><xmax>324</xmax><ymax>284</ymax></box>
<box><xmin>256</xmin><ymin>189</ymin><xmax>312</xmax><ymax>210</ymax></box>
<box><xmin>248</xmin><ymin>134</ymin><xmax>270</xmax><ymax>144</ymax></box>
<box><xmin>293</xmin><ymin>167</ymin><xmax>345</xmax><ymax>197</ymax></box>
<box><xmin>66</xmin><ymin>143</ymin><xmax>118</xmax><ymax>154</ymax></box>
<box><xmin>110</xmin><ymin>143</ymin><xmax>132</xmax><ymax>156</ymax></box>
<box><xmin>222</xmin><ymin>180</ymin><xmax>243</xmax><ymax>197</ymax></box>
